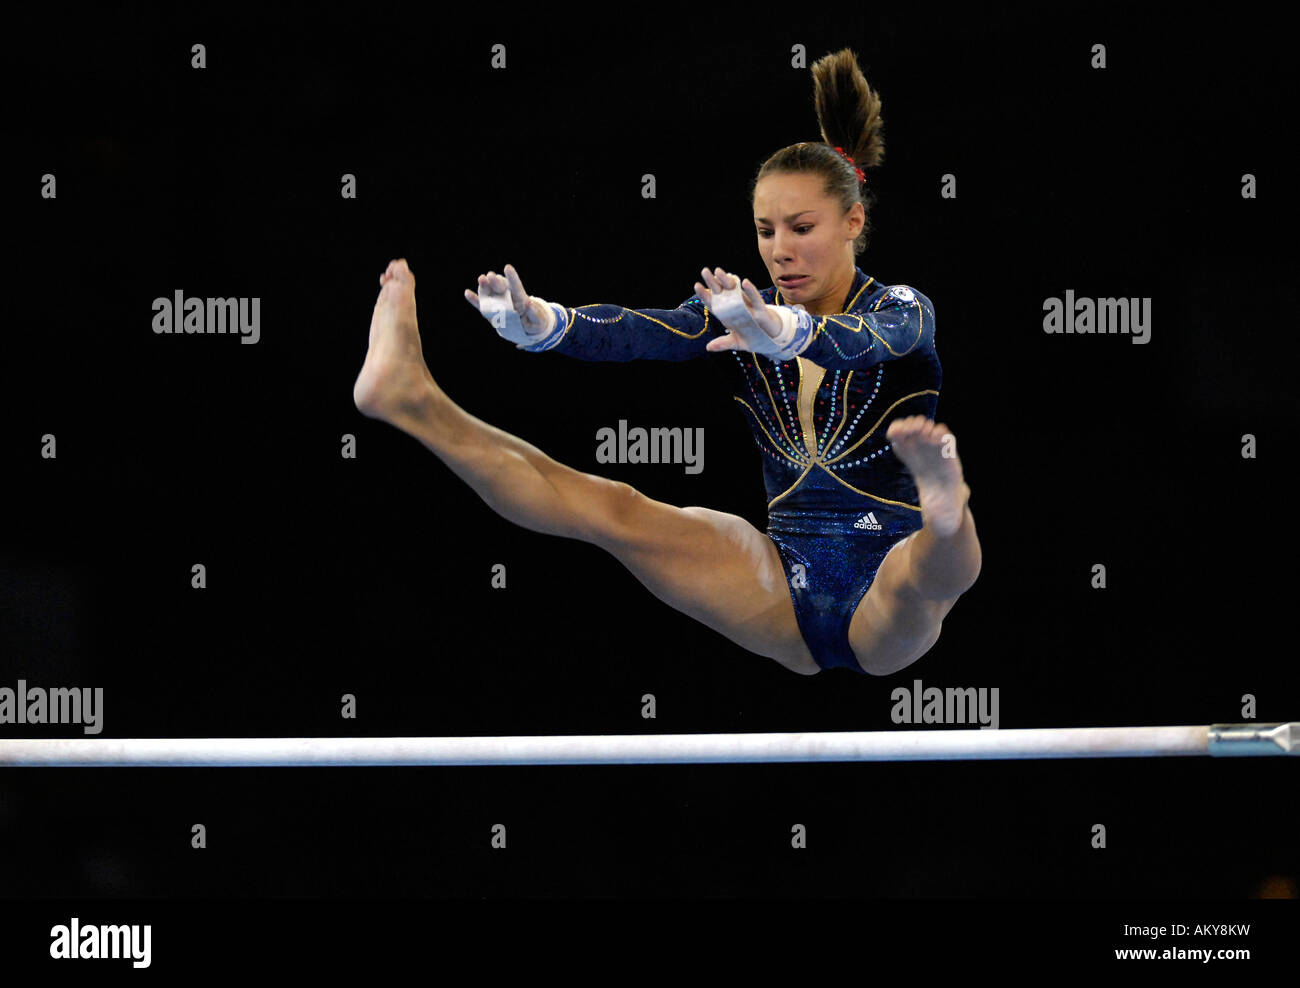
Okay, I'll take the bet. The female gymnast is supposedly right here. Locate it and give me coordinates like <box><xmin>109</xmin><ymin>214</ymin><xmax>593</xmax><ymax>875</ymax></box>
<box><xmin>352</xmin><ymin>48</ymin><xmax>981</xmax><ymax>676</ymax></box>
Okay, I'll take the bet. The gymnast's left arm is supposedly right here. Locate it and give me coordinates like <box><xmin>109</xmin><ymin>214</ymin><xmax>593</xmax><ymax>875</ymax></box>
<box><xmin>782</xmin><ymin>285</ymin><xmax>937</xmax><ymax>370</ymax></box>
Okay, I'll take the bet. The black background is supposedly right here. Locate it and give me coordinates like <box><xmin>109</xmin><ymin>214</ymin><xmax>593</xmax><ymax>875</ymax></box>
<box><xmin>1</xmin><ymin>1</ymin><xmax>1295</xmax><ymax>963</ymax></box>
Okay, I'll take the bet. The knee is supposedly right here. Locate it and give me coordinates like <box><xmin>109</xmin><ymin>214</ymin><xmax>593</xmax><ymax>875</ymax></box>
<box><xmin>902</xmin><ymin>549</ymin><xmax>980</xmax><ymax>604</ymax></box>
<box><xmin>955</xmin><ymin>551</ymin><xmax>981</xmax><ymax>598</ymax></box>
<box><xmin>858</xmin><ymin>622</ymin><xmax>943</xmax><ymax>677</ymax></box>
<box><xmin>585</xmin><ymin>478</ymin><xmax>650</xmax><ymax>551</ymax></box>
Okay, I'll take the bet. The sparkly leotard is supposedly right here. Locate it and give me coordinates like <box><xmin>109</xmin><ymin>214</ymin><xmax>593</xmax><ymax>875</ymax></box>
<box><xmin>522</xmin><ymin>266</ymin><xmax>941</xmax><ymax>672</ymax></box>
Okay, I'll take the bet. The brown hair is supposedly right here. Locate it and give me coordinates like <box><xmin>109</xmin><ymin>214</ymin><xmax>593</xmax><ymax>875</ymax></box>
<box><xmin>750</xmin><ymin>48</ymin><xmax>885</xmax><ymax>256</ymax></box>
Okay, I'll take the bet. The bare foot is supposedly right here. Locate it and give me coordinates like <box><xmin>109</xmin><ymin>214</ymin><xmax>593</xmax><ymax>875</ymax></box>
<box><xmin>353</xmin><ymin>259</ymin><xmax>436</xmax><ymax>422</ymax></box>
<box><xmin>885</xmin><ymin>415</ymin><xmax>970</xmax><ymax>537</ymax></box>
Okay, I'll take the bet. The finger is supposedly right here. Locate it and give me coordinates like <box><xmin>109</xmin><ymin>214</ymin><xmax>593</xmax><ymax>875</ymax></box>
<box><xmin>464</xmin><ymin>289</ymin><xmax>480</xmax><ymax>312</ymax></box>
<box><xmin>700</xmin><ymin>267</ymin><xmax>721</xmax><ymax>293</ymax></box>
<box><xmin>714</xmin><ymin>267</ymin><xmax>738</xmax><ymax>291</ymax></box>
<box><xmin>741</xmin><ymin>279</ymin><xmax>765</xmax><ymax>305</ymax></box>
<box><xmin>706</xmin><ymin>334</ymin><xmax>739</xmax><ymax>352</ymax></box>
<box><xmin>504</xmin><ymin>265</ymin><xmax>530</xmax><ymax>311</ymax></box>
<box><xmin>745</xmin><ymin>284</ymin><xmax>772</xmax><ymax>319</ymax></box>
<box><xmin>693</xmin><ymin>281</ymin><xmax>712</xmax><ymax>302</ymax></box>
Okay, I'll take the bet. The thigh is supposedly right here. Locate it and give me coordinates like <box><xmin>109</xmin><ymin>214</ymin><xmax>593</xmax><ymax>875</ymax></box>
<box><xmin>594</xmin><ymin>489</ymin><xmax>819</xmax><ymax>675</ymax></box>
<box><xmin>848</xmin><ymin>532</ymin><xmax>957</xmax><ymax>676</ymax></box>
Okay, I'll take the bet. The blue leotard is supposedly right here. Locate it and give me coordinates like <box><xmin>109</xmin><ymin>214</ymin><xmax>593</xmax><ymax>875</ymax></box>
<box><xmin>521</xmin><ymin>266</ymin><xmax>941</xmax><ymax>672</ymax></box>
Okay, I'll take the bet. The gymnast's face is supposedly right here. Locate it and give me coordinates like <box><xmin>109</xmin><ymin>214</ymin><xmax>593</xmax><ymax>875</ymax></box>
<box><xmin>753</xmin><ymin>171</ymin><xmax>865</xmax><ymax>313</ymax></box>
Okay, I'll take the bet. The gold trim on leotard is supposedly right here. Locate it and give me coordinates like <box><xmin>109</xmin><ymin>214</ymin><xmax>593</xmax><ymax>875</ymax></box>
<box><xmin>820</xmin><ymin>370</ymin><xmax>856</xmax><ymax>456</ymax></box>
<box><xmin>775</xmin><ymin>277</ymin><xmax>926</xmax><ymax>358</ymax></box>
<box><xmin>554</xmin><ymin>302</ymin><xmax>714</xmax><ymax>350</ymax></box>
<box><xmin>822</xmin><ymin>389</ymin><xmax>941</xmax><ymax>466</ymax></box>
<box><xmin>732</xmin><ymin>396</ymin><xmax>810</xmax><ymax>469</ymax></box>
<box><xmin>766</xmin><ymin>459</ymin><xmax>822</xmax><ymax>509</ymax></box>
<box><xmin>612</xmin><ymin>305</ymin><xmax>712</xmax><ymax>339</ymax></box>
<box><xmin>748</xmin><ymin>352</ymin><xmax>805</xmax><ymax>457</ymax></box>
<box><xmin>763</xmin><ymin>388</ymin><xmax>940</xmax><ymax>512</ymax></box>
<box><xmin>808</xmin><ymin>310</ymin><xmax>927</xmax><ymax>357</ymax></box>
<box><xmin>818</xmin><ymin>470</ymin><xmax>925</xmax><ymax>511</ymax></box>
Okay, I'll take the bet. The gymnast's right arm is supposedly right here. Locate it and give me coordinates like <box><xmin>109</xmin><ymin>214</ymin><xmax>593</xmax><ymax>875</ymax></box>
<box><xmin>521</xmin><ymin>296</ymin><xmax>716</xmax><ymax>361</ymax></box>
<box><xmin>466</xmin><ymin>265</ymin><xmax>714</xmax><ymax>362</ymax></box>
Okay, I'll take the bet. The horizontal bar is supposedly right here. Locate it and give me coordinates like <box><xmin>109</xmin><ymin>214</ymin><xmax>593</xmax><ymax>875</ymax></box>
<box><xmin>0</xmin><ymin>724</ymin><xmax>1292</xmax><ymax>766</ymax></box>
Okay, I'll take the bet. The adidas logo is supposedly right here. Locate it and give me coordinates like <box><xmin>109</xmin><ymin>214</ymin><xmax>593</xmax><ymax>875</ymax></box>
<box><xmin>854</xmin><ymin>512</ymin><xmax>883</xmax><ymax>531</ymax></box>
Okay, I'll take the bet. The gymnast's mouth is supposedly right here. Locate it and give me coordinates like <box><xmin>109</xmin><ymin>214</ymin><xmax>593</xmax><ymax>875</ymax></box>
<box><xmin>778</xmin><ymin>275</ymin><xmax>809</xmax><ymax>285</ymax></box>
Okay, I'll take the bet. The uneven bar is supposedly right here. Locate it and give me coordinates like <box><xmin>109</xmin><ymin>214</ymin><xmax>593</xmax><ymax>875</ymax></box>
<box><xmin>0</xmin><ymin>724</ymin><xmax>1293</xmax><ymax>766</ymax></box>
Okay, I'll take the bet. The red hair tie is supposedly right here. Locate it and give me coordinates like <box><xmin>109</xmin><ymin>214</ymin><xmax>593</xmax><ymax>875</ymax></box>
<box><xmin>833</xmin><ymin>145</ymin><xmax>866</xmax><ymax>183</ymax></box>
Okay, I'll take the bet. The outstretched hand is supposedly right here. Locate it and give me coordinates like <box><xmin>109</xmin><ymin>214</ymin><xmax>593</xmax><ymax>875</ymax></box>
<box><xmin>695</xmin><ymin>267</ymin><xmax>786</xmax><ymax>353</ymax></box>
<box><xmin>464</xmin><ymin>263</ymin><xmax>551</xmax><ymax>336</ymax></box>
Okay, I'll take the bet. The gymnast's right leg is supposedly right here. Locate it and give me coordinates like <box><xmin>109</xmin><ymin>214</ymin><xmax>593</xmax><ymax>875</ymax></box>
<box><xmin>352</xmin><ymin>259</ymin><xmax>821</xmax><ymax>675</ymax></box>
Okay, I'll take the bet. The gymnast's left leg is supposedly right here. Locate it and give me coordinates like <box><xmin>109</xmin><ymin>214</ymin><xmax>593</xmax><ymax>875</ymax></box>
<box><xmin>847</xmin><ymin>416</ymin><xmax>983</xmax><ymax>676</ymax></box>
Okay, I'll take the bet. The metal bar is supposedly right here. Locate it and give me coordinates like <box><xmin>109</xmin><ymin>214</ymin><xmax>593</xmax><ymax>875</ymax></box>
<box><xmin>0</xmin><ymin>724</ymin><xmax>1292</xmax><ymax>766</ymax></box>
